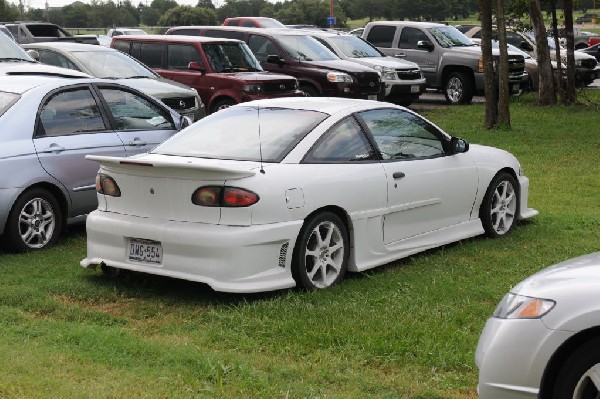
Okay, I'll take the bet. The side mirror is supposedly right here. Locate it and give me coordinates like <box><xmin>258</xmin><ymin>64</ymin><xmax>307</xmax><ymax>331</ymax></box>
<box><xmin>450</xmin><ymin>137</ymin><xmax>469</xmax><ymax>154</ymax></box>
<box><xmin>27</xmin><ymin>49</ymin><xmax>40</xmax><ymax>61</ymax></box>
<box><xmin>179</xmin><ymin>115</ymin><xmax>193</xmax><ymax>129</ymax></box>
<box><xmin>519</xmin><ymin>41</ymin><xmax>533</xmax><ymax>52</ymax></box>
<box><xmin>188</xmin><ymin>61</ymin><xmax>205</xmax><ymax>73</ymax></box>
<box><xmin>267</xmin><ymin>54</ymin><xmax>285</xmax><ymax>65</ymax></box>
<box><xmin>417</xmin><ymin>40</ymin><xmax>434</xmax><ymax>52</ymax></box>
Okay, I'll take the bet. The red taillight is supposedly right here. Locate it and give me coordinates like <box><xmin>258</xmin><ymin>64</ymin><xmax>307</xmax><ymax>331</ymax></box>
<box><xmin>192</xmin><ymin>186</ymin><xmax>259</xmax><ymax>207</ymax></box>
<box><xmin>96</xmin><ymin>174</ymin><xmax>121</xmax><ymax>197</ymax></box>
<box><xmin>223</xmin><ymin>187</ymin><xmax>259</xmax><ymax>207</ymax></box>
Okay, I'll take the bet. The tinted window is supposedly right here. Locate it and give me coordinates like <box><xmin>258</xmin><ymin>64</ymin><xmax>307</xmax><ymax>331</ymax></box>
<box><xmin>112</xmin><ymin>39</ymin><xmax>130</xmax><ymax>53</ymax></box>
<box><xmin>305</xmin><ymin>116</ymin><xmax>375</xmax><ymax>163</ymax></box>
<box><xmin>203</xmin><ymin>42</ymin><xmax>261</xmax><ymax>72</ymax></box>
<box><xmin>169</xmin><ymin>29</ymin><xmax>200</xmax><ymax>36</ymax></box>
<box><xmin>248</xmin><ymin>35</ymin><xmax>282</xmax><ymax>61</ymax></box>
<box><xmin>277</xmin><ymin>35</ymin><xmax>337</xmax><ymax>61</ymax></box>
<box><xmin>359</xmin><ymin>108</ymin><xmax>445</xmax><ymax>159</ymax></box>
<box><xmin>154</xmin><ymin>106</ymin><xmax>328</xmax><ymax>162</ymax></box>
<box><xmin>130</xmin><ymin>41</ymin><xmax>141</xmax><ymax>59</ymax></box>
<box><xmin>328</xmin><ymin>35</ymin><xmax>382</xmax><ymax>58</ymax></box>
<box><xmin>204</xmin><ymin>30</ymin><xmax>245</xmax><ymax>40</ymax></box>
<box><xmin>241</xmin><ymin>20</ymin><xmax>256</xmax><ymax>27</ymax></box>
<box><xmin>366</xmin><ymin>25</ymin><xmax>396</xmax><ymax>48</ymax></box>
<box><xmin>100</xmin><ymin>88</ymin><xmax>175</xmax><ymax>131</ymax></box>
<box><xmin>224</xmin><ymin>19</ymin><xmax>239</xmax><ymax>26</ymax></box>
<box><xmin>167</xmin><ymin>44</ymin><xmax>204</xmax><ymax>69</ymax></box>
<box><xmin>139</xmin><ymin>42</ymin><xmax>164</xmax><ymax>68</ymax></box>
<box><xmin>398</xmin><ymin>27</ymin><xmax>429</xmax><ymax>50</ymax></box>
<box><xmin>38</xmin><ymin>50</ymin><xmax>79</xmax><ymax>70</ymax></box>
<box><xmin>39</xmin><ymin>88</ymin><xmax>106</xmax><ymax>137</ymax></box>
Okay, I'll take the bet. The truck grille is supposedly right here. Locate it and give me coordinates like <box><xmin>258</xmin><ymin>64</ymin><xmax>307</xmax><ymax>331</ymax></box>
<box><xmin>396</xmin><ymin>69</ymin><xmax>422</xmax><ymax>80</ymax></box>
<box><xmin>581</xmin><ymin>58</ymin><xmax>597</xmax><ymax>69</ymax></box>
<box><xmin>162</xmin><ymin>97</ymin><xmax>196</xmax><ymax>110</ymax></box>
<box><xmin>507</xmin><ymin>55</ymin><xmax>525</xmax><ymax>76</ymax></box>
<box><xmin>264</xmin><ymin>81</ymin><xmax>297</xmax><ymax>93</ymax></box>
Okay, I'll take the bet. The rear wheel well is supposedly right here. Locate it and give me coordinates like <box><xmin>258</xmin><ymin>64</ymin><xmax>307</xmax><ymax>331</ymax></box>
<box><xmin>298</xmin><ymin>82</ymin><xmax>320</xmax><ymax>97</ymax></box>
<box><xmin>292</xmin><ymin>206</ymin><xmax>353</xmax><ymax>257</ymax></box>
<box><xmin>209</xmin><ymin>96</ymin><xmax>236</xmax><ymax>113</ymax></box>
<box><xmin>539</xmin><ymin>327</ymin><xmax>600</xmax><ymax>399</ymax></box>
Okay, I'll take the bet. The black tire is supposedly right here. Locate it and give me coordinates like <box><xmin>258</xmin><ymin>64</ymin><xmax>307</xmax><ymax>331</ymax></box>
<box><xmin>552</xmin><ymin>337</ymin><xmax>600</xmax><ymax>399</ymax></box>
<box><xmin>299</xmin><ymin>84</ymin><xmax>320</xmax><ymax>97</ymax></box>
<box><xmin>4</xmin><ymin>188</ymin><xmax>63</xmax><ymax>252</ymax></box>
<box><xmin>101</xmin><ymin>264</ymin><xmax>122</xmax><ymax>278</ymax></box>
<box><xmin>292</xmin><ymin>212</ymin><xmax>349</xmax><ymax>290</ymax></box>
<box><xmin>444</xmin><ymin>71</ymin><xmax>474</xmax><ymax>105</ymax></box>
<box><xmin>211</xmin><ymin>98</ymin><xmax>236</xmax><ymax>113</ymax></box>
<box><xmin>480</xmin><ymin>172</ymin><xmax>519</xmax><ymax>238</ymax></box>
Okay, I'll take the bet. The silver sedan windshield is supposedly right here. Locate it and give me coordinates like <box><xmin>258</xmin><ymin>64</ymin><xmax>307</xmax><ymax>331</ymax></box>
<box><xmin>71</xmin><ymin>51</ymin><xmax>156</xmax><ymax>79</ymax></box>
<box><xmin>329</xmin><ymin>36</ymin><xmax>381</xmax><ymax>58</ymax></box>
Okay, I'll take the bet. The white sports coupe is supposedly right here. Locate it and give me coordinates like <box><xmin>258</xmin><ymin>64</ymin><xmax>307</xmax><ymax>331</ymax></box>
<box><xmin>81</xmin><ymin>97</ymin><xmax>538</xmax><ymax>293</ymax></box>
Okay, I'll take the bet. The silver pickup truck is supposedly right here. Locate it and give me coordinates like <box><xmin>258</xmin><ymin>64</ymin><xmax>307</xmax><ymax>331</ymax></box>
<box><xmin>362</xmin><ymin>21</ymin><xmax>529</xmax><ymax>105</ymax></box>
<box><xmin>1</xmin><ymin>22</ymin><xmax>99</xmax><ymax>45</ymax></box>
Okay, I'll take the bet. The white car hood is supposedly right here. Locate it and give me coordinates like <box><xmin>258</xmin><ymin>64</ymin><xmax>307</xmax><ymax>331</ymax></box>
<box><xmin>351</xmin><ymin>56</ymin><xmax>420</xmax><ymax>70</ymax></box>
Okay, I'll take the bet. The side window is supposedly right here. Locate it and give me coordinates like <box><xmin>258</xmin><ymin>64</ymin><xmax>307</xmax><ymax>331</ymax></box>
<box><xmin>38</xmin><ymin>50</ymin><xmax>79</xmax><ymax>70</ymax></box>
<box><xmin>100</xmin><ymin>88</ymin><xmax>175</xmax><ymax>131</ymax></box>
<box><xmin>225</xmin><ymin>19</ymin><xmax>239</xmax><ymax>26</ymax></box>
<box><xmin>365</xmin><ymin>25</ymin><xmax>396</xmax><ymax>48</ymax></box>
<box><xmin>204</xmin><ymin>30</ymin><xmax>245</xmax><ymax>40</ymax></box>
<box><xmin>398</xmin><ymin>27</ymin><xmax>429</xmax><ymax>50</ymax></box>
<box><xmin>359</xmin><ymin>108</ymin><xmax>445</xmax><ymax>159</ymax></box>
<box><xmin>112</xmin><ymin>40</ymin><xmax>130</xmax><ymax>54</ymax></box>
<box><xmin>314</xmin><ymin>37</ymin><xmax>336</xmax><ymax>54</ymax></box>
<box><xmin>170</xmin><ymin>29</ymin><xmax>200</xmax><ymax>36</ymax></box>
<box><xmin>249</xmin><ymin>35</ymin><xmax>281</xmax><ymax>61</ymax></box>
<box><xmin>241</xmin><ymin>20</ymin><xmax>256</xmax><ymax>27</ymax></box>
<box><xmin>139</xmin><ymin>42</ymin><xmax>164</xmax><ymax>68</ymax></box>
<box><xmin>505</xmin><ymin>32</ymin><xmax>523</xmax><ymax>47</ymax></box>
<box><xmin>38</xmin><ymin>88</ymin><xmax>106</xmax><ymax>137</ymax></box>
<box><xmin>167</xmin><ymin>44</ymin><xmax>204</xmax><ymax>69</ymax></box>
<box><xmin>304</xmin><ymin>116</ymin><xmax>376</xmax><ymax>163</ymax></box>
<box><xmin>130</xmin><ymin>41</ymin><xmax>141</xmax><ymax>59</ymax></box>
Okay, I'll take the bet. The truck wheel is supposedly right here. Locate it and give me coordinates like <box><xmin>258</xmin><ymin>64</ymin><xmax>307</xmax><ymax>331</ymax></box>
<box><xmin>299</xmin><ymin>84</ymin><xmax>319</xmax><ymax>97</ymax></box>
<box><xmin>444</xmin><ymin>72</ymin><xmax>474</xmax><ymax>105</ymax></box>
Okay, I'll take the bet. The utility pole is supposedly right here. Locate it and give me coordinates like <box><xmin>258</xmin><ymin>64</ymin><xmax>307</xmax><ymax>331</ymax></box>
<box><xmin>328</xmin><ymin>0</ymin><xmax>335</xmax><ymax>28</ymax></box>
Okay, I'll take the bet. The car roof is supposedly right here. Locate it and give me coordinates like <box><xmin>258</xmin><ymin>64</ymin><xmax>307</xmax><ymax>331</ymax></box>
<box><xmin>169</xmin><ymin>26</ymin><xmax>327</xmax><ymax>37</ymax></box>
<box><xmin>233</xmin><ymin>97</ymin><xmax>386</xmax><ymax>115</ymax></box>
<box><xmin>23</xmin><ymin>42</ymin><xmax>115</xmax><ymax>52</ymax></box>
<box><xmin>367</xmin><ymin>21</ymin><xmax>448</xmax><ymax>29</ymax></box>
<box><xmin>0</xmin><ymin>75</ymin><xmax>99</xmax><ymax>94</ymax></box>
<box><xmin>113</xmin><ymin>34</ymin><xmax>244</xmax><ymax>44</ymax></box>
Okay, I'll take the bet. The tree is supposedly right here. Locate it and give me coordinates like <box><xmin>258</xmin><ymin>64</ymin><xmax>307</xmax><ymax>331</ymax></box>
<box><xmin>0</xmin><ymin>0</ymin><xmax>20</xmax><ymax>20</ymax></box>
<box><xmin>479</xmin><ymin>0</ymin><xmax>498</xmax><ymax>129</ymax></box>
<box><xmin>150</xmin><ymin>0</ymin><xmax>178</xmax><ymax>14</ymax></box>
<box><xmin>196</xmin><ymin>0</ymin><xmax>215</xmax><ymax>9</ymax></box>
<box><xmin>496</xmin><ymin>0</ymin><xmax>511</xmax><ymax>128</ymax></box>
<box><xmin>562</xmin><ymin>0</ymin><xmax>577</xmax><ymax>104</ymax></box>
<box><xmin>529</xmin><ymin>0</ymin><xmax>556</xmax><ymax>105</ymax></box>
<box><xmin>158</xmin><ymin>5</ymin><xmax>217</xmax><ymax>25</ymax></box>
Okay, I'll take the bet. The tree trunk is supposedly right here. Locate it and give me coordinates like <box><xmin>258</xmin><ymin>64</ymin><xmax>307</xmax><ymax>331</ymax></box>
<box><xmin>479</xmin><ymin>0</ymin><xmax>497</xmax><ymax>129</ymax></box>
<box><xmin>529</xmin><ymin>0</ymin><xmax>556</xmax><ymax>105</ymax></box>
<box><xmin>495</xmin><ymin>0</ymin><xmax>511</xmax><ymax>128</ymax></box>
<box><xmin>563</xmin><ymin>0</ymin><xmax>577</xmax><ymax>103</ymax></box>
<box><xmin>550</xmin><ymin>3</ymin><xmax>567</xmax><ymax>101</ymax></box>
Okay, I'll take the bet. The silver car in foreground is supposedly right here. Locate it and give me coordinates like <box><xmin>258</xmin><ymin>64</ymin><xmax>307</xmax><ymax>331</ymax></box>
<box><xmin>476</xmin><ymin>252</ymin><xmax>600</xmax><ymax>398</ymax></box>
<box><xmin>0</xmin><ymin>76</ymin><xmax>190</xmax><ymax>252</ymax></box>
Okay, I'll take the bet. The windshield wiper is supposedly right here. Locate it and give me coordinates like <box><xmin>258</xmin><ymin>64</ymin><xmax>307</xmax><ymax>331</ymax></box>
<box><xmin>126</xmin><ymin>75</ymin><xmax>151</xmax><ymax>79</ymax></box>
<box><xmin>0</xmin><ymin>58</ymin><xmax>36</xmax><ymax>63</ymax></box>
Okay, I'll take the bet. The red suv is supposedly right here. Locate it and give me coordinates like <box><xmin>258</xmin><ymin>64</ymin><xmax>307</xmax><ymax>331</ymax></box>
<box><xmin>223</xmin><ymin>17</ymin><xmax>286</xmax><ymax>28</ymax></box>
<box><xmin>111</xmin><ymin>35</ymin><xmax>303</xmax><ymax>113</ymax></box>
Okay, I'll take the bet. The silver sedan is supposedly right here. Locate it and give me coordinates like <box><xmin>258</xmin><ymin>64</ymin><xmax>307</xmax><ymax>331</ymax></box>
<box><xmin>0</xmin><ymin>76</ymin><xmax>189</xmax><ymax>252</ymax></box>
<box><xmin>477</xmin><ymin>252</ymin><xmax>600</xmax><ymax>398</ymax></box>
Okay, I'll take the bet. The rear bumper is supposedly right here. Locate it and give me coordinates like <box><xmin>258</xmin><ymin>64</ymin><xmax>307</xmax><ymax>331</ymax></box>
<box><xmin>81</xmin><ymin>210</ymin><xmax>303</xmax><ymax>293</ymax></box>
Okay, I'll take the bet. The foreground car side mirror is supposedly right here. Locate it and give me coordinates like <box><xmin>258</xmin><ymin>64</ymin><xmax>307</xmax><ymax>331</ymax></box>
<box><xmin>417</xmin><ymin>40</ymin><xmax>435</xmax><ymax>52</ymax></box>
<box><xmin>451</xmin><ymin>137</ymin><xmax>469</xmax><ymax>154</ymax></box>
<box><xmin>27</xmin><ymin>49</ymin><xmax>40</xmax><ymax>61</ymax></box>
<box><xmin>179</xmin><ymin>115</ymin><xmax>193</xmax><ymax>129</ymax></box>
<box><xmin>188</xmin><ymin>61</ymin><xmax>206</xmax><ymax>73</ymax></box>
<box><xmin>267</xmin><ymin>54</ymin><xmax>285</xmax><ymax>65</ymax></box>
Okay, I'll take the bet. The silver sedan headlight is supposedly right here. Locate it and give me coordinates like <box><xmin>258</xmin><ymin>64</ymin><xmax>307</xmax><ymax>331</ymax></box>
<box><xmin>493</xmin><ymin>293</ymin><xmax>555</xmax><ymax>319</ymax></box>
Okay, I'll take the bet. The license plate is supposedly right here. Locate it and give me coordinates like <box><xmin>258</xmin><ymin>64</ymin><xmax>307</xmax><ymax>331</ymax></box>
<box><xmin>368</xmin><ymin>94</ymin><xmax>378</xmax><ymax>101</ymax></box>
<box><xmin>410</xmin><ymin>85</ymin><xmax>420</xmax><ymax>93</ymax></box>
<box><xmin>128</xmin><ymin>238</ymin><xmax>162</xmax><ymax>264</ymax></box>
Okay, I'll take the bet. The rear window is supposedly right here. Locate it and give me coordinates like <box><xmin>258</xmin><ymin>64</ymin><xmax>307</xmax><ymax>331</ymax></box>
<box><xmin>0</xmin><ymin>91</ymin><xmax>19</xmax><ymax>117</ymax></box>
<box><xmin>154</xmin><ymin>106</ymin><xmax>328</xmax><ymax>162</ymax></box>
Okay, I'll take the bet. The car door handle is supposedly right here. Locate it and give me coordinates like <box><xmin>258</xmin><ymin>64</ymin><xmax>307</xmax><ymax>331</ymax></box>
<box><xmin>394</xmin><ymin>53</ymin><xmax>406</xmax><ymax>58</ymax></box>
<box><xmin>393</xmin><ymin>172</ymin><xmax>406</xmax><ymax>179</ymax></box>
<box><xmin>42</xmin><ymin>143</ymin><xmax>66</xmax><ymax>154</ymax></box>
<box><xmin>127</xmin><ymin>138</ymin><xmax>147</xmax><ymax>147</ymax></box>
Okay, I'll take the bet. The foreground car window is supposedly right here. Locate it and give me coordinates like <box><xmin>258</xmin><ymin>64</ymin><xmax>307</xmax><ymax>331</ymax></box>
<box><xmin>0</xmin><ymin>91</ymin><xmax>19</xmax><ymax>116</ymax></box>
<box><xmin>38</xmin><ymin>88</ymin><xmax>106</xmax><ymax>137</ymax></box>
<box><xmin>154</xmin><ymin>106</ymin><xmax>328</xmax><ymax>162</ymax></box>
<box><xmin>304</xmin><ymin>116</ymin><xmax>376</xmax><ymax>162</ymax></box>
<box><xmin>359</xmin><ymin>108</ymin><xmax>445</xmax><ymax>159</ymax></box>
<box><xmin>100</xmin><ymin>88</ymin><xmax>175</xmax><ymax>130</ymax></box>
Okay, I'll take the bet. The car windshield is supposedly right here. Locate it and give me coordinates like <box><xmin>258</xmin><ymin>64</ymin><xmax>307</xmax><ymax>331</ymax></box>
<box><xmin>203</xmin><ymin>42</ymin><xmax>262</xmax><ymax>72</ymax></box>
<box><xmin>525</xmin><ymin>31</ymin><xmax>557</xmax><ymax>50</ymax></box>
<box><xmin>429</xmin><ymin>26</ymin><xmax>474</xmax><ymax>48</ymax></box>
<box><xmin>71</xmin><ymin>50</ymin><xmax>156</xmax><ymax>78</ymax></box>
<box><xmin>154</xmin><ymin>106</ymin><xmax>329</xmax><ymax>162</ymax></box>
<box><xmin>0</xmin><ymin>33</ymin><xmax>33</xmax><ymax>61</ymax></box>
<box><xmin>122</xmin><ymin>29</ymin><xmax>147</xmax><ymax>35</ymax></box>
<box><xmin>258</xmin><ymin>19</ymin><xmax>286</xmax><ymax>28</ymax></box>
<box><xmin>0</xmin><ymin>91</ymin><xmax>19</xmax><ymax>116</ymax></box>
<box><xmin>277</xmin><ymin>35</ymin><xmax>338</xmax><ymax>61</ymax></box>
<box><xmin>328</xmin><ymin>35</ymin><xmax>381</xmax><ymax>58</ymax></box>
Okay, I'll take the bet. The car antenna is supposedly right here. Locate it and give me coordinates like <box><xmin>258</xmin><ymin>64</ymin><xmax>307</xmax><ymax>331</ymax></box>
<box><xmin>258</xmin><ymin>103</ymin><xmax>265</xmax><ymax>174</ymax></box>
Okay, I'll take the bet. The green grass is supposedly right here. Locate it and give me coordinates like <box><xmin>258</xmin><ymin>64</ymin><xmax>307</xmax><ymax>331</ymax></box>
<box><xmin>1</xmin><ymin>90</ymin><xmax>599</xmax><ymax>398</ymax></box>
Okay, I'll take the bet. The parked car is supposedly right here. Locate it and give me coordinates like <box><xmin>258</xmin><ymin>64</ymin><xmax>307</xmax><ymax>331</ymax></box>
<box><xmin>302</xmin><ymin>29</ymin><xmax>426</xmax><ymax>105</ymax></box>
<box><xmin>81</xmin><ymin>97</ymin><xmax>538</xmax><ymax>293</ymax></box>
<box><xmin>106</xmin><ymin>27</ymin><xmax>148</xmax><ymax>37</ymax></box>
<box><xmin>0</xmin><ymin>76</ymin><xmax>190</xmax><ymax>252</ymax></box>
<box><xmin>575</xmin><ymin>13</ymin><xmax>598</xmax><ymax>24</ymax></box>
<box><xmin>223</xmin><ymin>17</ymin><xmax>286</xmax><ymax>28</ymax></box>
<box><xmin>0</xmin><ymin>32</ymin><xmax>90</xmax><ymax>78</ymax></box>
<box><xmin>23</xmin><ymin>42</ymin><xmax>205</xmax><ymax>121</ymax></box>
<box><xmin>362</xmin><ymin>21</ymin><xmax>529</xmax><ymax>104</ymax></box>
<box><xmin>461</xmin><ymin>26</ymin><xmax>599</xmax><ymax>87</ymax></box>
<box><xmin>477</xmin><ymin>252</ymin><xmax>600</xmax><ymax>399</ymax></box>
<box><xmin>111</xmin><ymin>34</ymin><xmax>304</xmax><ymax>113</ymax></box>
<box><xmin>165</xmin><ymin>26</ymin><xmax>384</xmax><ymax>100</ymax></box>
<box><xmin>349</xmin><ymin>28</ymin><xmax>365</xmax><ymax>37</ymax></box>
<box><xmin>1</xmin><ymin>22</ymin><xmax>98</xmax><ymax>45</ymax></box>
<box><xmin>554</xmin><ymin>27</ymin><xmax>600</xmax><ymax>50</ymax></box>
<box><xmin>578</xmin><ymin>42</ymin><xmax>600</xmax><ymax>62</ymax></box>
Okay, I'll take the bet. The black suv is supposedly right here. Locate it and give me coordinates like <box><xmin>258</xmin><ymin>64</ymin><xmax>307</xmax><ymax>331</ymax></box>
<box><xmin>166</xmin><ymin>27</ymin><xmax>383</xmax><ymax>100</ymax></box>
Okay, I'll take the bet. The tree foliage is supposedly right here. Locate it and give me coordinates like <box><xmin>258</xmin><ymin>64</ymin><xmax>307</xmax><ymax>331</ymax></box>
<box><xmin>1</xmin><ymin>0</ymin><xmax>20</xmax><ymax>20</ymax></box>
<box><xmin>158</xmin><ymin>5</ymin><xmax>217</xmax><ymax>25</ymax></box>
